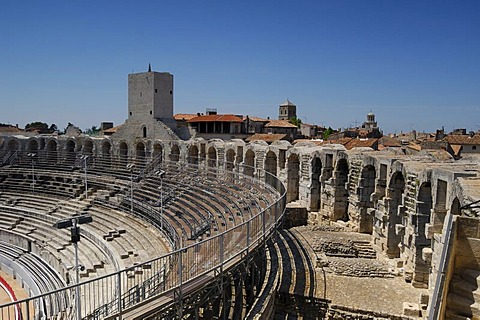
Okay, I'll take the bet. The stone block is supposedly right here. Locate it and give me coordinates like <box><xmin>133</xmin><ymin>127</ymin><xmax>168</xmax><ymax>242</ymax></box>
<box><xmin>403</xmin><ymin>302</ymin><xmax>421</xmax><ymax>317</ymax></box>
<box><xmin>395</xmin><ymin>223</ymin><xmax>405</xmax><ymax>235</ymax></box>
<box><xmin>425</xmin><ymin>223</ymin><xmax>434</xmax><ymax>239</ymax></box>
<box><xmin>422</xmin><ymin>248</ymin><xmax>433</xmax><ymax>263</ymax></box>
<box><xmin>420</xmin><ymin>292</ymin><xmax>429</xmax><ymax>305</ymax></box>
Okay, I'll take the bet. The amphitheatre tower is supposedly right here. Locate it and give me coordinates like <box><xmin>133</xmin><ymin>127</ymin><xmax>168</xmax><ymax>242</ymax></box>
<box><xmin>112</xmin><ymin>65</ymin><xmax>180</xmax><ymax>142</ymax></box>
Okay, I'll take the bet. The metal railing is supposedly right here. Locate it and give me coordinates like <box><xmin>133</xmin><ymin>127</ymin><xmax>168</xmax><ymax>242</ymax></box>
<box><xmin>0</xmin><ymin>153</ymin><xmax>286</xmax><ymax>319</ymax></box>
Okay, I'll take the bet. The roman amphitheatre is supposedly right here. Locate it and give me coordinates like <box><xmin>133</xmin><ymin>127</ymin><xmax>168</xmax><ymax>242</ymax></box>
<box><xmin>1</xmin><ymin>70</ymin><xmax>480</xmax><ymax>320</ymax></box>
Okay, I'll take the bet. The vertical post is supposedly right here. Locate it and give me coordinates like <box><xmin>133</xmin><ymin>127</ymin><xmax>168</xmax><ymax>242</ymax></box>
<box><xmin>117</xmin><ymin>271</ymin><xmax>123</xmax><ymax>319</ymax></box>
<box><xmin>31</xmin><ymin>157</ymin><xmax>35</xmax><ymax>192</ymax></box>
<box><xmin>130</xmin><ymin>171</ymin><xmax>133</xmax><ymax>214</ymax></box>
<box><xmin>73</xmin><ymin>219</ymin><xmax>82</xmax><ymax>320</ymax></box>
<box><xmin>83</xmin><ymin>156</ymin><xmax>88</xmax><ymax>199</ymax></box>
<box><xmin>160</xmin><ymin>176</ymin><xmax>163</xmax><ymax>230</ymax></box>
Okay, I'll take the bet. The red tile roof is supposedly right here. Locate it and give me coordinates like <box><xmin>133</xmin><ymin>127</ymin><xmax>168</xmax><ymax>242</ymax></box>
<box><xmin>174</xmin><ymin>114</ymin><xmax>198</xmax><ymax>121</ymax></box>
<box><xmin>264</xmin><ymin>120</ymin><xmax>298</xmax><ymax>128</ymax></box>
<box><xmin>246</xmin><ymin>133</ymin><xmax>288</xmax><ymax>143</ymax></box>
<box><xmin>444</xmin><ymin>135</ymin><xmax>480</xmax><ymax>145</ymax></box>
<box><xmin>187</xmin><ymin>114</ymin><xmax>243</xmax><ymax>123</ymax></box>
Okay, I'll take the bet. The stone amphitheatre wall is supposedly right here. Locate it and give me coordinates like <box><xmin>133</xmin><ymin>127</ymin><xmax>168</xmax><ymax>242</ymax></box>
<box><xmin>2</xmin><ymin>134</ymin><xmax>480</xmax><ymax>317</ymax></box>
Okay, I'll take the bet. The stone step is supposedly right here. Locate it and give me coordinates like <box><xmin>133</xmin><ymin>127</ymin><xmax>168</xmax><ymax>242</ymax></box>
<box><xmin>446</xmin><ymin>293</ymin><xmax>480</xmax><ymax>318</ymax></box>
<box><xmin>460</xmin><ymin>269</ymin><xmax>480</xmax><ymax>287</ymax></box>
<box><xmin>450</xmin><ymin>274</ymin><xmax>480</xmax><ymax>300</ymax></box>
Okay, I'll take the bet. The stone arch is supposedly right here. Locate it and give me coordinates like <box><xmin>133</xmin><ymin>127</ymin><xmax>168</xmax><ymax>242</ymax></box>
<box><xmin>386</xmin><ymin>171</ymin><xmax>405</xmax><ymax>258</ymax></box>
<box><xmin>153</xmin><ymin>143</ymin><xmax>163</xmax><ymax>162</ymax></box>
<box><xmin>102</xmin><ymin>141</ymin><xmax>111</xmax><ymax>157</ymax></box>
<box><xmin>225</xmin><ymin>149</ymin><xmax>235</xmax><ymax>171</ymax></box>
<box><xmin>46</xmin><ymin>139</ymin><xmax>58</xmax><ymax>161</ymax></box>
<box><xmin>413</xmin><ymin>182</ymin><xmax>433</xmax><ymax>287</ymax></box>
<box><xmin>244</xmin><ymin>149</ymin><xmax>255</xmax><ymax>177</ymax></box>
<box><xmin>358</xmin><ymin>164</ymin><xmax>376</xmax><ymax>233</ymax></box>
<box><xmin>83</xmin><ymin>140</ymin><xmax>94</xmax><ymax>155</ymax></box>
<box><xmin>119</xmin><ymin>141</ymin><xmax>129</xmax><ymax>163</ymax></box>
<box><xmin>188</xmin><ymin>145</ymin><xmax>199</xmax><ymax>164</ymax></box>
<box><xmin>66</xmin><ymin>140</ymin><xmax>76</xmax><ymax>153</ymax></box>
<box><xmin>26</xmin><ymin>139</ymin><xmax>39</xmax><ymax>152</ymax></box>
<box><xmin>207</xmin><ymin>146</ymin><xmax>217</xmax><ymax>168</ymax></box>
<box><xmin>333</xmin><ymin>158</ymin><xmax>349</xmax><ymax>221</ymax></box>
<box><xmin>451</xmin><ymin>197</ymin><xmax>461</xmax><ymax>215</ymax></box>
<box><xmin>65</xmin><ymin>139</ymin><xmax>76</xmax><ymax>164</ymax></box>
<box><xmin>265</xmin><ymin>150</ymin><xmax>277</xmax><ymax>187</ymax></box>
<box><xmin>287</xmin><ymin>153</ymin><xmax>300</xmax><ymax>202</ymax></box>
<box><xmin>170</xmin><ymin>144</ymin><xmax>180</xmax><ymax>162</ymax></box>
<box><xmin>136</xmin><ymin>141</ymin><xmax>146</xmax><ymax>157</ymax></box>
<box><xmin>310</xmin><ymin>157</ymin><xmax>322</xmax><ymax>212</ymax></box>
<box><xmin>7</xmin><ymin>139</ymin><xmax>19</xmax><ymax>151</ymax></box>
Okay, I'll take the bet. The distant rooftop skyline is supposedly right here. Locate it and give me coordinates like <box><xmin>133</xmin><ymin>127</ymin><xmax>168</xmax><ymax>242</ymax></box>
<box><xmin>1</xmin><ymin>1</ymin><xmax>479</xmax><ymax>134</ymax></box>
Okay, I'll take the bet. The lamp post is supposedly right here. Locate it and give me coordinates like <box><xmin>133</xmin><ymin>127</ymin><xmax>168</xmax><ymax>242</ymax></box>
<box><xmin>27</xmin><ymin>153</ymin><xmax>36</xmax><ymax>192</ymax></box>
<box><xmin>127</xmin><ymin>163</ymin><xmax>135</xmax><ymax>214</ymax></box>
<box><xmin>53</xmin><ymin>214</ymin><xmax>93</xmax><ymax>320</ymax></box>
<box><xmin>80</xmin><ymin>155</ymin><xmax>89</xmax><ymax>199</ymax></box>
<box><xmin>156</xmin><ymin>170</ymin><xmax>166</xmax><ymax>231</ymax></box>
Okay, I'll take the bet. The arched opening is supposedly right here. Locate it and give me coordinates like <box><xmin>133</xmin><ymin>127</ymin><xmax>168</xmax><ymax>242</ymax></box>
<box><xmin>7</xmin><ymin>139</ymin><xmax>19</xmax><ymax>151</ymax></box>
<box><xmin>226</xmin><ymin>149</ymin><xmax>235</xmax><ymax>171</ymax></box>
<box><xmin>244</xmin><ymin>149</ymin><xmax>255</xmax><ymax>177</ymax></box>
<box><xmin>207</xmin><ymin>147</ymin><xmax>217</xmax><ymax>168</ymax></box>
<box><xmin>358</xmin><ymin>165</ymin><xmax>376</xmax><ymax>233</ymax></box>
<box><xmin>188</xmin><ymin>145</ymin><xmax>198</xmax><ymax>164</ymax></box>
<box><xmin>170</xmin><ymin>144</ymin><xmax>180</xmax><ymax>162</ymax></box>
<box><xmin>83</xmin><ymin>140</ymin><xmax>94</xmax><ymax>155</ymax></box>
<box><xmin>153</xmin><ymin>143</ymin><xmax>163</xmax><ymax>162</ymax></box>
<box><xmin>102</xmin><ymin>141</ymin><xmax>111</xmax><ymax>157</ymax></box>
<box><xmin>46</xmin><ymin>140</ymin><xmax>58</xmax><ymax>161</ymax></box>
<box><xmin>142</xmin><ymin>126</ymin><xmax>147</xmax><ymax>138</ymax></box>
<box><xmin>413</xmin><ymin>182</ymin><xmax>433</xmax><ymax>286</ymax></box>
<box><xmin>333</xmin><ymin>158</ymin><xmax>349</xmax><ymax>221</ymax></box>
<box><xmin>136</xmin><ymin>142</ymin><xmax>146</xmax><ymax>164</ymax></box>
<box><xmin>310</xmin><ymin>157</ymin><xmax>322</xmax><ymax>211</ymax></box>
<box><xmin>265</xmin><ymin>151</ymin><xmax>277</xmax><ymax>187</ymax></box>
<box><xmin>101</xmin><ymin>141</ymin><xmax>111</xmax><ymax>166</ymax></box>
<box><xmin>119</xmin><ymin>142</ymin><xmax>128</xmax><ymax>165</ymax></box>
<box><xmin>287</xmin><ymin>153</ymin><xmax>300</xmax><ymax>202</ymax></box>
<box><xmin>386</xmin><ymin>171</ymin><xmax>405</xmax><ymax>258</ymax></box>
<box><xmin>27</xmin><ymin>139</ymin><xmax>38</xmax><ymax>152</ymax></box>
<box><xmin>451</xmin><ymin>197</ymin><xmax>461</xmax><ymax>215</ymax></box>
<box><xmin>65</xmin><ymin>140</ymin><xmax>76</xmax><ymax>164</ymax></box>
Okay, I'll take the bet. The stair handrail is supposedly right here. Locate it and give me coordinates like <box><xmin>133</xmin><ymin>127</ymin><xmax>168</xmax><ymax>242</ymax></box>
<box><xmin>428</xmin><ymin>213</ymin><xmax>455</xmax><ymax>319</ymax></box>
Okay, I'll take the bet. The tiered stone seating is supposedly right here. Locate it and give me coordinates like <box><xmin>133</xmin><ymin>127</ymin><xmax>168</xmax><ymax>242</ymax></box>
<box><xmin>0</xmin><ymin>242</ymin><xmax>69</xmax><ymax>316</ymax></box>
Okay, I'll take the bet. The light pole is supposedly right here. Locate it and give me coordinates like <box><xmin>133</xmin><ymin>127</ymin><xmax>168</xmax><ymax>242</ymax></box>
<box><xmin>53</xmin><ymin>214</ymin><xmax>93</xmax><ymax>320</ymax></box>
<box><xmin>127</xmin><ymin>163</ymin><xmax>135</xmax><ymax>214</ymax></box>
<box><xmin>156</xmin><ymin>170</ymin><xmax>166</xmax><ymax>230</ymax></box>
<box><xmin>80</xmin><ymin>155</ymin><xmax>89</xmax><ymax>199</ymax></box>
<box><xmin>27</xmin><ymin>153</ymin><xmax>36</xmax><ymax>192</ymax></box>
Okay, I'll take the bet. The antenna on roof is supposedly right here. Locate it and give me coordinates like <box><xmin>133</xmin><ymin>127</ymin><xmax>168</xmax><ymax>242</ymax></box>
<box><xmin>148</xmin><ymin>63</ymin><xmax>152</xmax><ymax>72</ymax></box>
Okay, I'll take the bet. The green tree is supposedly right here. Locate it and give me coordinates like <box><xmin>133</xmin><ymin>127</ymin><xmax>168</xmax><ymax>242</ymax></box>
<box><xmin>85</xmin><ymin>125</ymin><xmax>100</xmax><ymax>135</ymax></box>
<box><xmin>25</xmin><ymin>121</ymin><xmax>49</xmax><ymax>132</ymax></box>
<box><xmin>289</xmin><ymin>116</ymin><xmax>302</xmax><ymax>127</ymax></box>
<box><xmin>323</xmin><ymin>127</ymin><xmax>333</xmax><ymax>140</ymax></box>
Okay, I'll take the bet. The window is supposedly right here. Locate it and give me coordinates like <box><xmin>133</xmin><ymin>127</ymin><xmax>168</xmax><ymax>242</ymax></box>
<box><xmin>473</xmin><ymin>146</ymin><xmax>477</xmax><ymax>150</ymax></box>
<box><xmin>170</xmin><ymin>90</ymin><xmax>173</xmax><ymax>94</ymax></box>
<box><xmin>143</xmin><ymin>127</ymin><xmax>147</xmax><ymax>138</ymax></box>
<box><xmin>150</xmin><ymin>111</ymin><xmax>152</xmax><ymax>115</ymax></box>
<box><xmin>140</xmin><ymin>92</ymin><xmax>142</xmax><ymax>97</ymax></box>
<box><xmin>155</xmin><ymin>89</ymin><xmax>158</xmax><ymax>93</ymax></box>
<box><xmin>129</xmin><ymin>112</ymin><xmax>132</xmax><ymax>116</ymax></box>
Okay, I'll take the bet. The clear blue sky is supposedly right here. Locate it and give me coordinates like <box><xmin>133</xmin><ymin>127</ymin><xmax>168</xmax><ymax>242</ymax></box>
<box><xmin>1</xmin><ymin>1</ymin><xmax>479</xmax><ymax>134</ymax></box>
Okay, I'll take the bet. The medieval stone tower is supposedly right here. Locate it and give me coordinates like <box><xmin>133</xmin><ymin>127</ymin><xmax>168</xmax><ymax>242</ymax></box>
<box><xmin>278</xmin><ymin>99</ymin><xmax>297</xmax><ymax>120</ymax></box>
<box><xmin>128</xmin><ymin>64</ymin><xmax>175</xmax><ymax>127</ymax></box>
<box><xmin>112</xmin><ymin>65</ymin><xmax>179</xmax><ymax>143</ymax></box>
